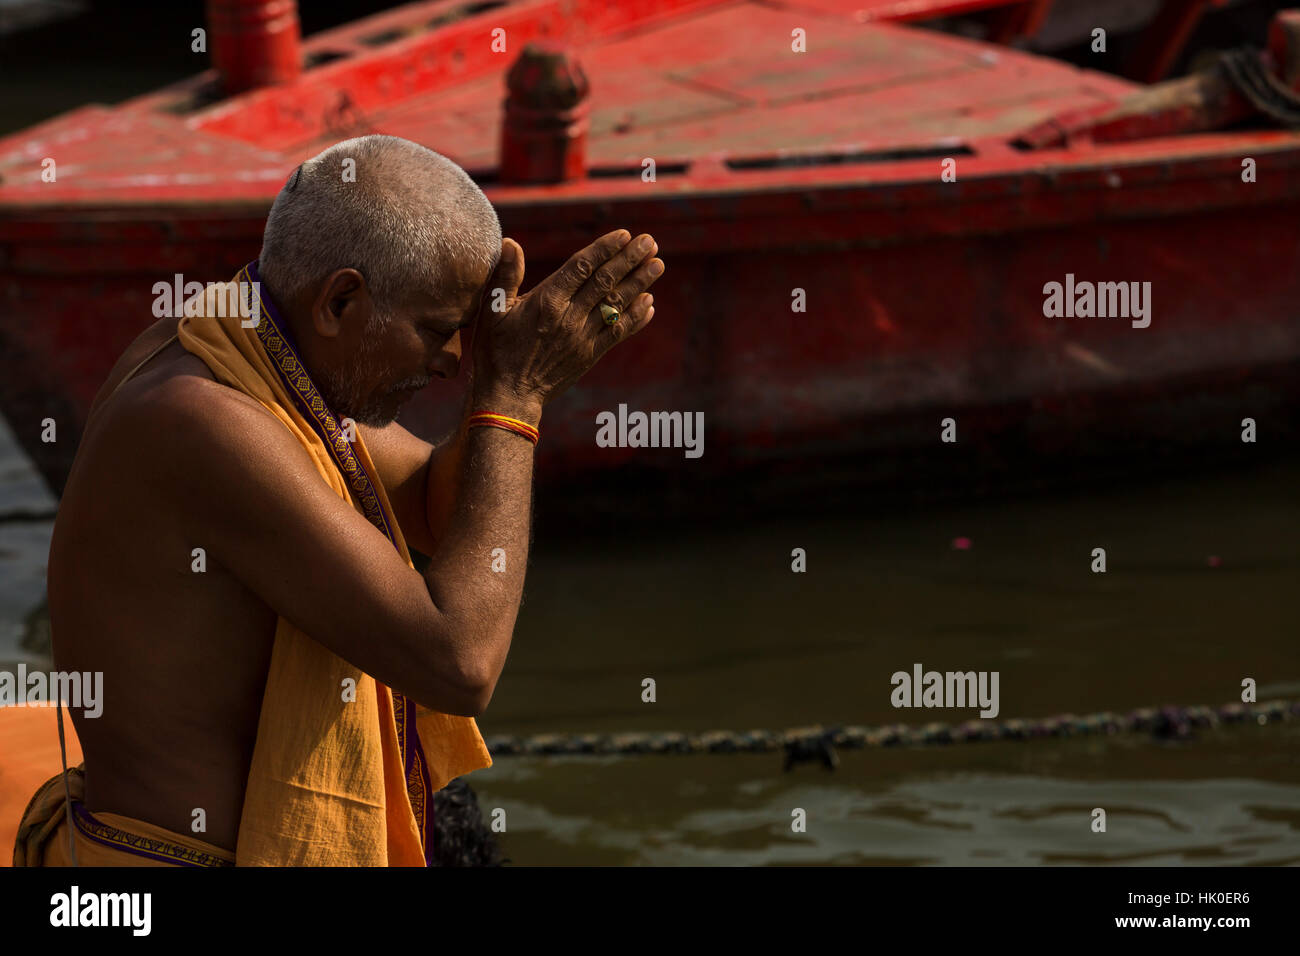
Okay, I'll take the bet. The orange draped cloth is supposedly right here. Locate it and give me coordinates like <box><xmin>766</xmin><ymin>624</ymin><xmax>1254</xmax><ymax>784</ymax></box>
<box><xmin>14</xmin><ymin>760</ymin><xmax>237</xmax><ymax>867</ymax></box>
<box><xmin>10</xmin><ymin>264</ymin><xmax>491</xmax><ymax>866</ymax></box>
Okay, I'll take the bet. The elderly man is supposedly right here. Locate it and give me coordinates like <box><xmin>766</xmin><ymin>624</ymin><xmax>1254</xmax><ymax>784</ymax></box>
<box><xmin>13</xmin><ymin>134</ymin><xmax>663</xmax><ymax>866</ymax></box>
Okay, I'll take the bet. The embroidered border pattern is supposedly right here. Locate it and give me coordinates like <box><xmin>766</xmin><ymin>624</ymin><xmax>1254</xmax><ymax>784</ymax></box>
<box><xmin>395</xmin><ymin>693</ymin><xmax>433</xmax><ymax>865</ymax></box>
<box><xmin>240</xmin><ymin>265</ymin><xmax>394</xmax><ymax>541</ymax></box>
<box><xmin>72</xmin><ymin>803</ymin><xmax>233</xmax><ymax>868</ymax></box>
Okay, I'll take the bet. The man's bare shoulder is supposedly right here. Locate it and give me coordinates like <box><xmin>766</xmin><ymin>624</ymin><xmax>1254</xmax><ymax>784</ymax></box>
<box><xmin>88</xmin><ymin>317</ymin><xmax>184</xmax><ymax>419</ymax></box>
<box><xmin>96</xmin><ymin>360</ymin><xmax>318</xmax><ymax>503</ymax></box>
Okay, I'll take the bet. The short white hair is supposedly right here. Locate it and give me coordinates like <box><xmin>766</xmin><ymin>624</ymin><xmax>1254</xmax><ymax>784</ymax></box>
<box><xmin>258</xmin><ymin>134</ymin><xmax>501</xmax><ymax>316</ymax></box>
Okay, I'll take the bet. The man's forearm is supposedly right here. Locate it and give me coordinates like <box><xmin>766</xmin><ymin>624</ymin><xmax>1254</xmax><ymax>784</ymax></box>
<box><xmin>420</xmin><ymin>385</ymin><xmax>541</xmax><ymax>704</ymax></box>
<box><xmin>423</xmin><ymin>413</ymin><xmax>470</xmax><ymax>549</ymax></box>
<box><xmin>423</xmin><ymin>382</ymin><xmax>517</xmax><ymax>543</ymax></box>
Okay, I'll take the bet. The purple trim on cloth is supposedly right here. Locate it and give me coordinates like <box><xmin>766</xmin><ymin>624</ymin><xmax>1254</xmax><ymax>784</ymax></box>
<box><xmin>396</xmin><ymin>694</ymin><xmax>436</xmax><ymax>866</ymax></box>
<box><xmin>71</xmin><ymin>803</ymin><xmax>233</xmax><ymax>867</ymax></box>
<box><xmin>241</xmin><ymin>261</ymin><xmax>396</xmax><ymax>542</ymax></box>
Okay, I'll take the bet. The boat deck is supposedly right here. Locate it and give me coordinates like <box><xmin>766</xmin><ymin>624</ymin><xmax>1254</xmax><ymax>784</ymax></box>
<box><xmin>317</xmin><ymin>4</ymin><xmax>1137</xmax><ymax>173</ymax></box>
<box><xmin>0</xmin><ymin>0</ymin><xmax>1139</xmax><ymax>205</ymax></box>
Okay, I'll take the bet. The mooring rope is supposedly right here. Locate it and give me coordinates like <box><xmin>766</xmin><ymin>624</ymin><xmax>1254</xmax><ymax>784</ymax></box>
<box><xmin>483</xmin><ymin>699</ymin><xmax>1299</xmax><ymax>770</ymax></box>
<box><xmin>1219</xmin><ymin>46</ymin><xmax>1300</xmax><ymax>126</ymax></box>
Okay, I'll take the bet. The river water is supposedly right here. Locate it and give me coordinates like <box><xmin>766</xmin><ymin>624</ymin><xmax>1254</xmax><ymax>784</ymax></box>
<box><xmin>473</xmin><ymin>454</ymin><xmax>1300</xmax><ymax>865</ymax></box>
<box><xmin>6</xmin><ymin>414</ymin><xmax>1294</xmax><ymax>865</ymax></box>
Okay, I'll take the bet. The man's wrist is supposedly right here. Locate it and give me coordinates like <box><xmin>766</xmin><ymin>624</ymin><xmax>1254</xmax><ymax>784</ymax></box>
<box><xmin>469</xmin><ymin>383</ymin><xmax>543</xmax><ymax>428</ymax></box>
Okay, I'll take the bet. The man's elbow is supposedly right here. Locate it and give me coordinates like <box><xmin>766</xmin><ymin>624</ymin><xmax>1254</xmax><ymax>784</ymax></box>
<box><xmin>471</xmin><ymin>675</ymin><xmax>499</xmax><ymax>716</ymax></box>
<box><xmin>410</xmin><ymin>677</ymin><xmax>487</xmax><ymax>719</ymax></box>
<box><xmin>453</xmin><ymin>661</ymin><xmax>497</xmax><ymax>718</ymax></box>
<box><xmin>404</xmin><ymin>650</ymin><xmax>492</xmax><ymax>717</ymax></box>
<box><xmin>445</xmin><ymin>624</ymin><xmax>503</xmax><ymax>717</ymax></box>
<box><xmin>410</xmin><ymin>607</ymin><xmax>494</xmax><ymax>717</ymax></box>
<box><xmin>452</xmin><ymin>662</ymin><xmax>497</xmax><ymax>717</ymax></box>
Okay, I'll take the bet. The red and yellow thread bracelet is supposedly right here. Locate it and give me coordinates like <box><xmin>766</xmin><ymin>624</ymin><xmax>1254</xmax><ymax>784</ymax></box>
<box><xmin>467</xmin><ymin>410</ymin><xmax>540</xmax><ymax>445</ymax></box>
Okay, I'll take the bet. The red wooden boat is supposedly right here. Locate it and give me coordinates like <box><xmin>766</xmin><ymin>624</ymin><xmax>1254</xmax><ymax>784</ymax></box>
<box><xmin>2</xmin><ymin>0</ymin><xmax>1299</xmax><ymax>499</ymax></box>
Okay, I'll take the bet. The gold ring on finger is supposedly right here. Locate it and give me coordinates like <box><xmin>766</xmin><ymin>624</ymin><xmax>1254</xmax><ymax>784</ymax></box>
<box><xmin>600</xmin><ymin>303</ymin><xmax>621</xmax><ymax>326</ymax></box>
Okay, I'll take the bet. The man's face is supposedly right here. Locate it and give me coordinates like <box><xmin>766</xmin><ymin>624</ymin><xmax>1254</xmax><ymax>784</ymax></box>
<box><xmin>314</xmin><ymin>254</ymin><xmax>493</xmax><ymax>427</ymax></box>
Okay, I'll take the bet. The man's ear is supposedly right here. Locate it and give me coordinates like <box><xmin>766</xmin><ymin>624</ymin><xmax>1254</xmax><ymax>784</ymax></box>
<box><xmin>313</xmin><ymin>268</ymin><xmax>368</xmax><ymax>337</ymax></box>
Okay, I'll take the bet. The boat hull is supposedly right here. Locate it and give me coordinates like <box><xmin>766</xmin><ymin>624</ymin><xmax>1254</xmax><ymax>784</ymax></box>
<box><xmin>3</xmin><ymin>144</ymin><xmax>1298</xmax><ymax>498</ymax></box>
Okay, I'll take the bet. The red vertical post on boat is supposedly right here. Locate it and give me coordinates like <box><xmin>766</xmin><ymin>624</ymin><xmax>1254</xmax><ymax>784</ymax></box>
<box><xmin>500</xmin><ymin>43</ymin><xmax>590</xmax><ymax>184</ymax></box>
<box><xmin>206</xmin><ymin>0</ymin><xmax>302</xmax><ymax>96</ymax></box>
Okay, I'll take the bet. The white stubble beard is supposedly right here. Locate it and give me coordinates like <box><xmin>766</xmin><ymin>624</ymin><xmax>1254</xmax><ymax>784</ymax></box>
<box><xmin>315</xmin><ymin>318</ymin><xmax>398</xmax><ymax>427</ymax></box>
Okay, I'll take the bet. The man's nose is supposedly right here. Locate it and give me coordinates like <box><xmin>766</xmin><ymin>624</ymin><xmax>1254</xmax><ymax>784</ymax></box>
<box><xmin>430</xmin><ymin>330</ymin><xmax>462</xmax><ymax>378</ymax></box>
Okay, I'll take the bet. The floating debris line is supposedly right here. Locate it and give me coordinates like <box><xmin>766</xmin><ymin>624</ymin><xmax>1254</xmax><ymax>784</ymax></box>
<box><xmin>483</xmin><ymin>699</ymin><xmax>1299</xmax><ymax>770</ymax></box>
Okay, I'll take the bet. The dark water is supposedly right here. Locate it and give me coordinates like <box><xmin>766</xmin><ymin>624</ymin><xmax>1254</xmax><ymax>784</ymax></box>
<box><xmin>5</xmin><ymin>416</ymin><xmax>1296</xmax><ymax>864</ymax></box>
<box><xmin>463</xmin><ymin>456</ymin><xmax>1299</xmax><ymax>864</ymax></box>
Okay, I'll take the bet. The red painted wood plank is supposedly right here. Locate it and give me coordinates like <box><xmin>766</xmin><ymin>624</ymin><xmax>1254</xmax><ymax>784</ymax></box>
<box><xmin>0</xmin><ymin>108</ymin><xmax>285</xmax><ymax>196</ymax></box>
<box><xmin>757</xmin><ymin>0</ymin><xmax>1028</xmax><ymax>22</ymax></box>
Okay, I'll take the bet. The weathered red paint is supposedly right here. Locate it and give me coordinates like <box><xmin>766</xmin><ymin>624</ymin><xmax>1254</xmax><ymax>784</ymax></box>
<box><xmin>0</xmin><ymin>0</ymin><xmax>1298</xmax><ymax>496</ymax></box>
<box><xmin>1013</xmin><ymin>63</ymin><xmax>1250</xmax><ymax>149</ymax></box>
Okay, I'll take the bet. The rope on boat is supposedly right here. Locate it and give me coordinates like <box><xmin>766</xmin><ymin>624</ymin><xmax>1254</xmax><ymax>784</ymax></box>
<box><xmin>1219</xmin><ymin>47</ymin><xmax>1300</xmax><ymax>126</ymax></box>
<box><xmin>483</xmin><ymin>699</ymin><xmax>1299</xmax><ymax>769</ymax></box>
